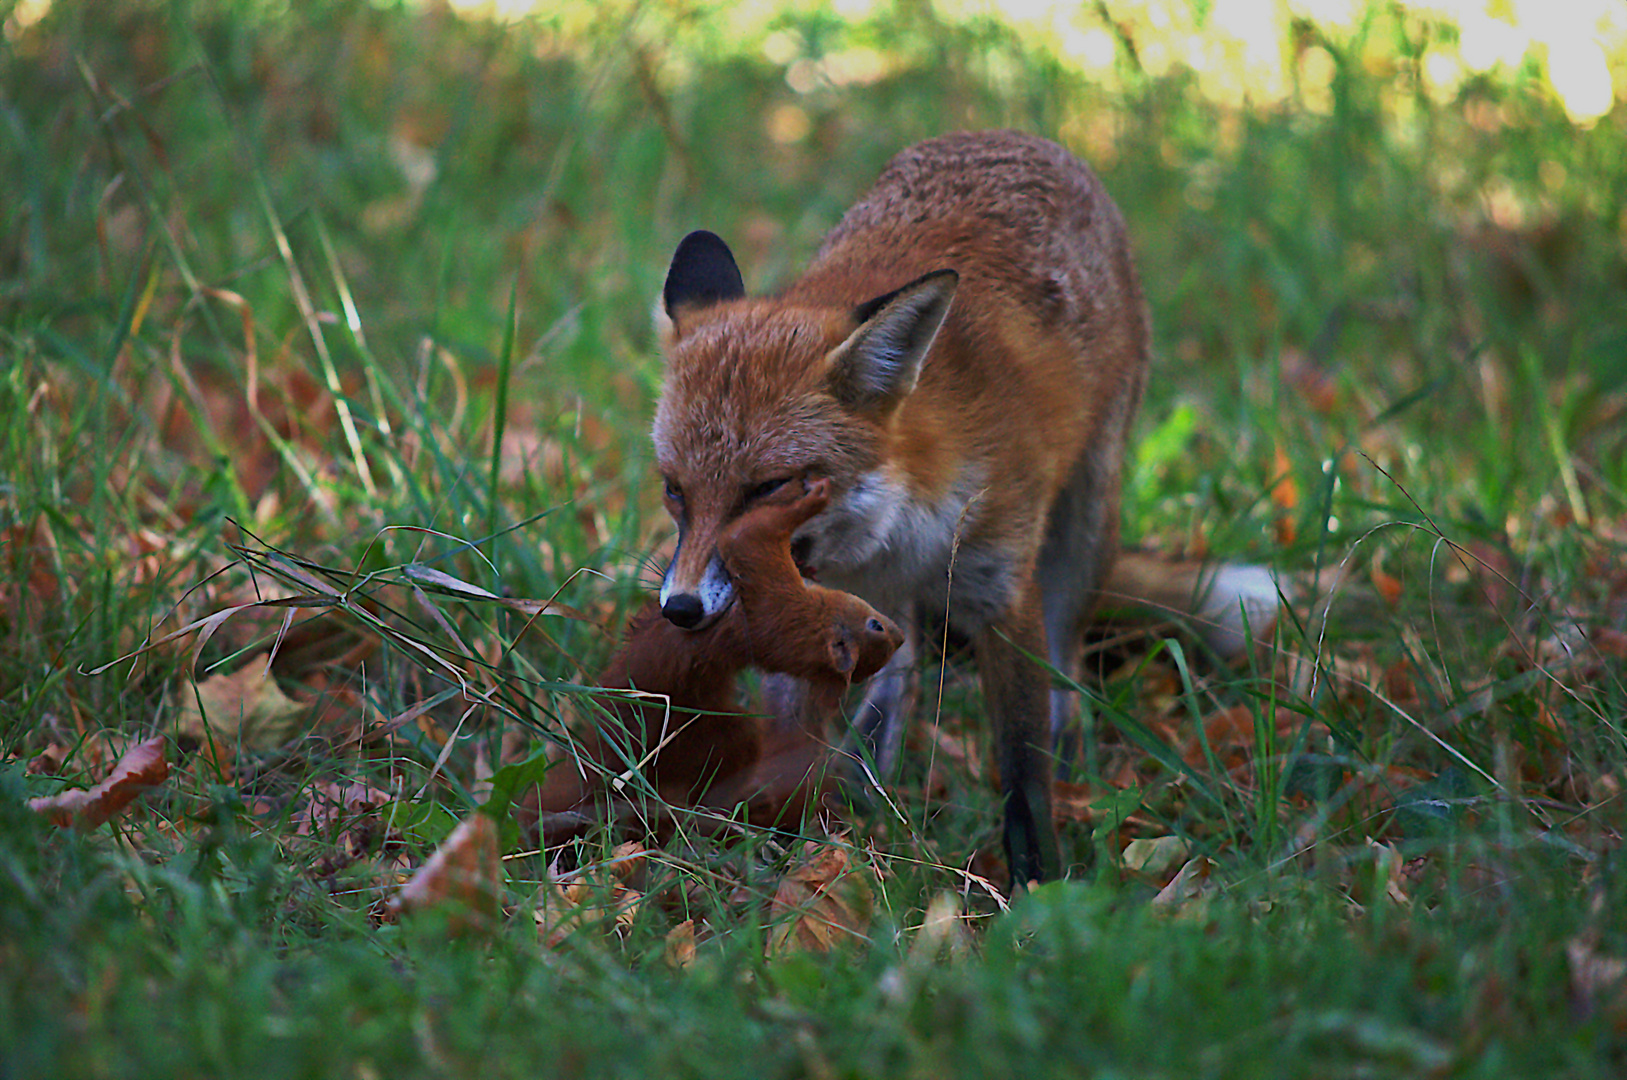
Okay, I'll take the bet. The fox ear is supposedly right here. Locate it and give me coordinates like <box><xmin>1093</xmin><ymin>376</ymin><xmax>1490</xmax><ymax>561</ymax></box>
<box><xmin>660</xmin><ymin>230</ymin><xmax>745</xmax><ymax>327</ymax></box>
<box><xmin>826</xmin><ymin>269</ymin><xmax>957</xmax><ymax>413</ymax></box>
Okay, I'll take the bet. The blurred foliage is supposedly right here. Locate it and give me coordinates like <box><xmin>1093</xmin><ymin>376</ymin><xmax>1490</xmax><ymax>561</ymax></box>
<box><xmin>3</xmin><ymin>2</ymin><xmax>1627</xmax><ymax>1076</ymax></box>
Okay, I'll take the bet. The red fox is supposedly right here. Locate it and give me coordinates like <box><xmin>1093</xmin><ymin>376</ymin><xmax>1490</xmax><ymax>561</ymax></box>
<box><xmin>651</xmin><ymin>130</ymin><xmax>1277</xmax><ymax>888</ymax></box>
<box><xmin>523</xmin><ymin>479</ymin><xmax>901</xmax><ymax>840</ymax></box>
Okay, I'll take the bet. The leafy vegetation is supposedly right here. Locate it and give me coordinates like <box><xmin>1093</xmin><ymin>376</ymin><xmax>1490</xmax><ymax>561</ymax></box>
<box><xmin>3</xmin><ymin>0</ymin><xmax>1626</xmax><ymax>1075</ymax></box>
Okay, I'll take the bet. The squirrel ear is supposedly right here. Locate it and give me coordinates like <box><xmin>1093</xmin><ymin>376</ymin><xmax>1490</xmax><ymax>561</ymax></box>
<box><xmin>825</xmin><ymin>269</ymin><xmax>957</xmax><ymax>414</ymax></box>
<box><xmin>661</xmin><ymin>231</ymin><xmax>745</xmax><ymax>318</ymax></box>
<box><xmin>826</xmin><ymin>627</ymin><xmax>858</xmax><ymax>677</ymax></box>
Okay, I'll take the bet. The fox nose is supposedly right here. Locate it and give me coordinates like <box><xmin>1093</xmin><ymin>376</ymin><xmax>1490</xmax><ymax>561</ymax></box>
<box><xmin>661</xmin><ymin>593</ymin><xmax>706</xmax><ymax>629</ymax></box>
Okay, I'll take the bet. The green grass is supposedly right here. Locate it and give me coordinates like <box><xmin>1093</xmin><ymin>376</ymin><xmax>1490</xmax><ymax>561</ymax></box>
<box><xmin>4</xmin><ymin>0</ymin><xmax>1627</xmax><ymax>1076</ymax></box>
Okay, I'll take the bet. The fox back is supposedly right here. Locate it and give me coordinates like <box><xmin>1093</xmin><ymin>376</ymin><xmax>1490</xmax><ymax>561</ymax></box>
<box><xmin>654</xmin><ymin>131</ymin><xmax>1146</xmax><ymax>630</ymax></box>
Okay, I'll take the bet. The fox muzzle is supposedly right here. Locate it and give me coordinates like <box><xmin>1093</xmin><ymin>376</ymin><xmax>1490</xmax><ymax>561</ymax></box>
<box><xmin>659</xmin><ymin>541</ymin><xmax>735</xmax><ymax>629</ymax></box>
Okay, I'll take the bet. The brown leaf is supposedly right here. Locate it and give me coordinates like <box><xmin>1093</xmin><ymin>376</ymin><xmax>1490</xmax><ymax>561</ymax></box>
<box><xmin>389</xmin><ymin>813</ymin><xmax>501</xmax><ymax>933</ymax></box>
<box><xmin>925</xmin><ymin>724</ymin><xmax>982</xmax><ymax>771</ymax></box>
<box><xmin>1456</xmin><ymin>540</ymin><xmax>1515</xmax><ymax>611</ymax></box>
<box><xmin>768</xmin><ymin>842</ymin><xmax>874</xmax><ymax>954</ymax></box>
<box><xmin>607</xmin><ymin>840</ymin><xmax>649</xmax><ymax>885</ymax></box>
<box><xmin>1568</xmin><ymin>932</ymin><xmax>1627</xmax><ymax>1023</ymax></box>
<box><xmin>1381</xmin><ymin>658</ymin><xmax>1419</xmax><ymax>709</ymax></box>
<box><xmin>664</xmin><ymin>919</ymin><xmax>698</xmax><ymax>969</ymax></box>
<box><xmin>26</xmin><ymin>743</ymin><xmax>74</xmax><ymax>776</ymax></box>
<box><xmin>1280</xmin><ymin>347</ymin><xmax>1342</xmax><ymax>416</ymax></box>
<box><xmin>1195</xmin><ymin>705</ymin><xmax>1257</xmax><ymax>759</ymax></box>
<box><xmin>1121</xmin><ymin>836</ymin><xmax>1190</xmax><ymax>881</ymax></box>
<box><xmin>28</xmin><ymin>736</ymin><xmax>169</xmax><ymax>829</ymax></box>
<box><xmin>1</xmin><ymin>520</ymin><xmax>63</xmax><ymax>625</ymax></box>
<box><xmin>1371</xmin><ymin>564</ymin><xmax>1403</xmax><ymax>607</ymax></box>
<box><xmin>1271</xmin><ymin>440</ymin><xmax>1299</xmax><ymax>547</ymax></box>
<box><xmin>291</xmin><ymin>781</ymin><xmax>393</xmax><ymax>837</ymax></box>
<box><xmin>1150</xmin><ymin>855</ymin><xmax>1217</xmax><ymax>910</ymax></box>
<box><xmin>1051</xmin><ymin>780</ymin><xmax>1103</xmax><ymax>824</ymax></box>
<box><xmin>1356</xmin><ymin>838</ymin><xmax>1412</xmax><ymax>908</ymax></box>
<box><xmin>173</xmin><ymin>653</ymin><xmax>309</xmax><ymax>753</ymax></box>
<box><xmin>1182</xmin><ymin>704</ymin><xmax>1327</xmax><ymax>785</ymax></box>
<box><xmin>535</xmin><ymin>876</ymin><xmax>643</xmax><ymax>949</ymax></box>
<box><xmin>1591</xmin><ymin>627</ymin><xmax>1627</xmax><ymax>662</ymax></box>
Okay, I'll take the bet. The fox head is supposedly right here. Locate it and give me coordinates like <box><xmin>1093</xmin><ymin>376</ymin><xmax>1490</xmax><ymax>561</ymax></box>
<box><xmin>651</xmin><ymin>230</ymin><xmax>956</xmax><ymax>629</ymax></box>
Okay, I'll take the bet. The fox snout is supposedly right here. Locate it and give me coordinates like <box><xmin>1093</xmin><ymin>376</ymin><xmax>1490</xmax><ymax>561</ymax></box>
<box><xmin>659</xmin><ymin>530</ymin><xmax>734</xmax><ymax>629</ymax></box>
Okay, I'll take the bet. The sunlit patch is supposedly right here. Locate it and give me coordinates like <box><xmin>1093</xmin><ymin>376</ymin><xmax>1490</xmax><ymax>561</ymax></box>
<box><xmin>444</xmin><ymin>0</ymin><xmax>537</xmax><ymax>20</ymax></box>
<box><xmin>767</xmin><ymin>104</ymin><xmax>811</xmax><ymax>145</ymax></box>
<box><xmin>417</xmin><ymin>0</ymin><xmax>1624</xmax><ymax>126</ymax></box>
<box><xmin>1457</xmin><ymin>12</ymin><xmax>1528</xmax><ymax>72</ymax></box>
<box><xmin>1546</xmin><ymin>37</ymin><xmax>1616</xmax><ymax>125</ymax></box>
<box><xmin>4</xmin><ymin>0</ymin><xmax>53</xmax><ymax>36</ymax></box>
<box><xmin>1422</xmin><ymin>49</ymin><xmax>1465</xmax><ymax>105</ymax></box>
<box><xmin>1288</xmin><ymin>0</ymin><xmax>1363</xmax><ymax>29</ymax></box>
<box><xmin>1297</xmin><ymin>44</ymin><xmax>1338</xmax><ymax>116</ymax></box>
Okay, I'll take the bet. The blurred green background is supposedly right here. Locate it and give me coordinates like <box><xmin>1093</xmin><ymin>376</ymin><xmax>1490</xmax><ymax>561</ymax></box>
<box><xmin>5</xmin><ymin>0</ymin><xmax>1623</xmax><ymax>551</ymax></box>
<box><xmin>6</xmin><ymin>3</ymin><xmax>1627</xmax><ymax>1076</ymax></box>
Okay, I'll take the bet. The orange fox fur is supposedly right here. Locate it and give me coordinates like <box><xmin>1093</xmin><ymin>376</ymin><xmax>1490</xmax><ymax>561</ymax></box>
<box><xmin>524</xmin><ymin>480</ymin><xmax>901</xmax><ymax>841</ymax></box>
<box><xmin>650</xmin><ymin>131</ymin><xmax>1197</xmax><ymax>888</ymax></box>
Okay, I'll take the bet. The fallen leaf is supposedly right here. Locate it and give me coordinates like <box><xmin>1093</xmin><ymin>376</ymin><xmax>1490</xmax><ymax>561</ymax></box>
<box><xmin>1591</xmin><ymin>626</ymin><xmax>1627</xmax><ymax>662</ymax></box>
<box><xmin>1381</xmin><ymin>657</ymin><xmax>1419</xmax><ymax>709</ymax></box>
<box><xmin>291</xmin><ymin>781</ymin><xmax>393</xmax><ymax>837</ymax></box>
<box><xmin>26</xmin><ymin>743</ymin><xmax>74</xmax><ymax>776</ymax></box>
<box><xmin>173</xmin><ymin>653</ymin><xmax>309</xmax><ymax>753</ymax></box>
<box><xmin>389</xmin><ymin>813</ymin><xmax>501</xmax><ymax>933</ymax></box>
<box><xmin>1271</xmin><ymin>440</ymin><xmax>1299</xmax><ymax>546</ymax></box>
<box><xmin>1371</xmin><ymin>564</ymin><xmax>1403</xmax><ymax>607</ymax></box>
<box><xmin>28</xmin><ymin>736</ymin><xmax>169</xmax><ymax>829</ymax></box>
<box><xmin>1182</xmin><ymin>705</ymin><xmax>1327</xmax><ymax>785</ymax></box>
<box><xmin>768</xmin><ymin>841</ymin><xmax>874</xmax><ymax>954</ymax></box>
<box><xmin>664</xmin><ymin>919</ymin><xmax>697</xmax><ymax>969</ymax></box>
<box><xmin>1151</xmin><ymin>855</ymin><xmax>1217</xmax><ymax>910</ymax></box>
<box><xmin>1358</xmin><ymin>838</ymin><xmax>1412</xmax><ymax>907</ymax></box>
<box><xmin>607</xmin><ymin>840</ymin><xmax>649</xmax><ymax>885</ymax></box>
<box><xmin>1269</xmin><ymin>439</ymin><xmax>1295</xmax><ymax>510</ymax></box>
<box><xmin>1280</xmin><ymin>347</ymin><xmax>1342</xmax><ymax>415</ymax></box>
<box><xmin>1568</xmin><ymin>932</ymin><xmax>1627</xmax><ymax>1023</ymax></box>
<box><xmin>535</xmin><ymin>876</ymin><xmax>643</xmax><ymax>949</ymax></box>
<box><xmin>1184</xmin><ymin>704</ymin><xmax>1257</xmax><ymax>770</ymax></box>
<box><xmin>1455</xmin><ymin>539</ymin><xmax>1515</xmax><ymax>611</ymax></box>
<box><xmin>1122</xmin><ymin>835</ymin><xmax>1190</xmax><ymax>880</ymax></box>
<box><xmin>925</xmin><ymin>724</ymin><xmax>982</xmax><ymax>771</ymax></box>
<box><xmin>1051</xmin><ymin>780</ymin><xmax>1104</xmax><ymax>824</ymax></box>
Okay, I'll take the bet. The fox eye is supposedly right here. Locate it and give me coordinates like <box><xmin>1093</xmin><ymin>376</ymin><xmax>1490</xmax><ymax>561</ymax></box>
<box><xmin>743</xmin><ymin>476</ymin><xmax>792</xmax><ymax>505</ymax></box>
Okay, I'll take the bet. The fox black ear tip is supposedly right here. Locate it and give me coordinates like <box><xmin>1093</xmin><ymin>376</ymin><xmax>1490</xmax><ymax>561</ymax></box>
<box><xmin>664</xmin><ymin>230</ymin><xmax>746</xmax><ymax>314</ymax></box>
<box><xmin>675</xmin><ymin>229</ymin><xmax>728</xmax><ymax>253</ymax></box>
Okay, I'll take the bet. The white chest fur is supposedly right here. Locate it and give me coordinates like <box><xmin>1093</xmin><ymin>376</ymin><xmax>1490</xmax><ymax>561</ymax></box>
<box><xmin>798</xmin><ymin>465</ymin><xmax>1014</xmax><ymax>630</ymax></box>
